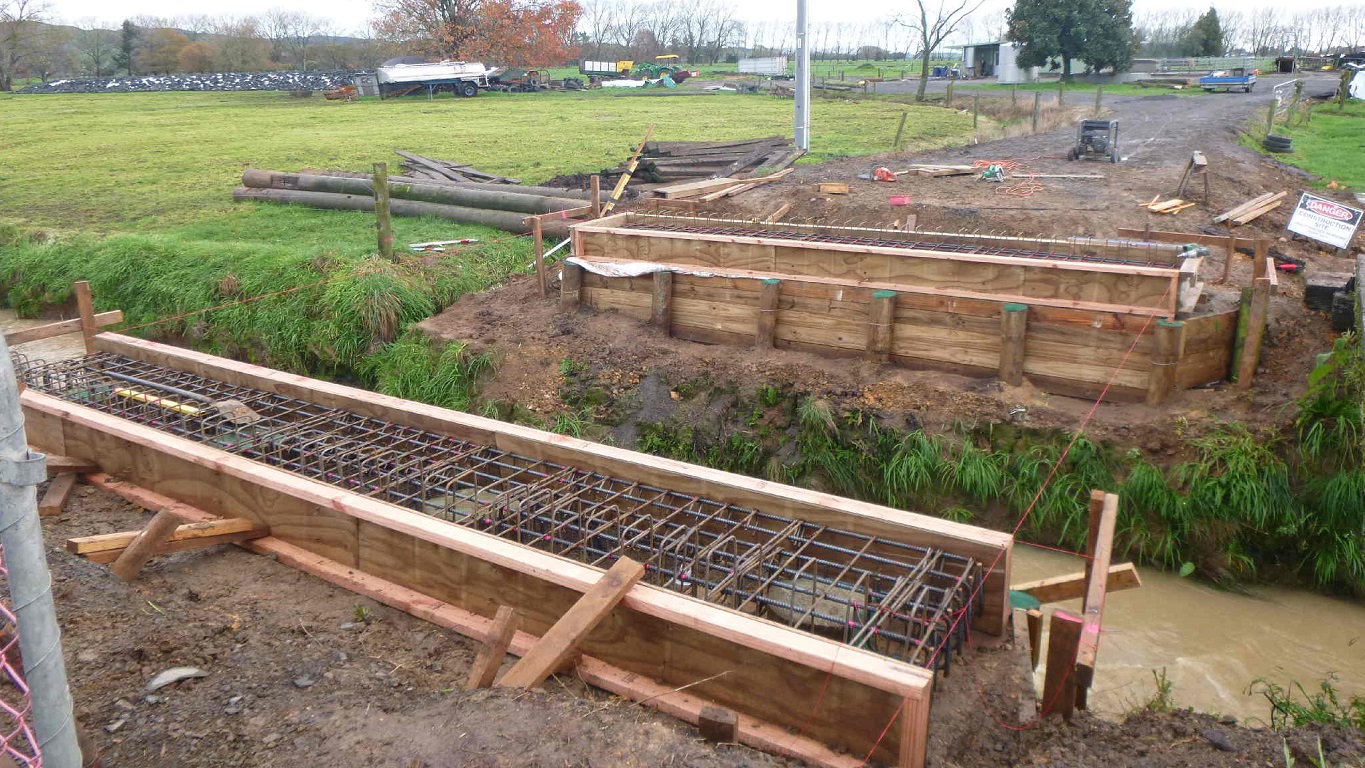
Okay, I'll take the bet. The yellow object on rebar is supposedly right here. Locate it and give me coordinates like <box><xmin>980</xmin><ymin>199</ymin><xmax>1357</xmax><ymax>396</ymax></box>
<box><xmin>112</xmin><ymin>388</ymin><xmax>203</xmax><ymax>416</ymax></box>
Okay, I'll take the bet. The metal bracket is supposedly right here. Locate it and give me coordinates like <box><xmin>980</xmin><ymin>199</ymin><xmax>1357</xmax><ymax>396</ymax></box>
<box><xmin>0</xmin><ymin>451</ymin><xmax>46</xmax><ymax>487</ymax></box>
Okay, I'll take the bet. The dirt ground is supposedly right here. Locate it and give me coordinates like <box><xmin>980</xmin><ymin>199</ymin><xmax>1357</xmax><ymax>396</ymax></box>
<box><xmin>27</xmin><ymin>486</ymin><xmax>1365</xmax><ymax>767</ymax></box>
<box><xmin>422</xmin><ymin>73</ymin><xmax>1359</xmax><ymax>449</ymax></box>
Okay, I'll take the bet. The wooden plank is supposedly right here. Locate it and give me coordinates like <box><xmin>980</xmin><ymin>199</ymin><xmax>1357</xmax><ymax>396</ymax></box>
<box><xmin>497</xmin><ymin>557</ymin><xmax>646</xmax><ymax>688</ymax></box>
<box><xmin>1012</xmin><ymin>563</ymin><xmax>1142</xmax><ymax>604</ymax></box>
<box><xmin>1236</xmin><ymin>278</ymin><xmax>1271</xmax><ymax>388</ymax></box>
<box><xmin>1231</xmin><ymin>200</ymin><xmax>1283</xmax><ymax>226</ymax></box>
<box><xmin>1042</xmin><ymin>610</ymin><xmax>1083</xmax><ymax>720</ymax></box>
<box><xmin>466</xmin><ymin>605</ymin><xmax>520</xmax><ymax>690</ymax></box>
<box><xmin>109</xmin><ymin>508</ymin><xmax>184</xmax><ymax>581</ymax></box>
<box><xmin>32</xmin><ymin>397</ymin><xmax>933</xmax><ymax>764</ymax></box>
<box><xmin>4</xmin><ymin>311</ymin><xmax>124</xmax><ymax>347</ymax></box>
<box><xmin>655</xmin><ymin>170</ymin><xmax>790</xmax><ymax>199</ymax></box>
<box><xmin>81</xmin><ymin>527</ymin><xmax>270</xmax><ymax>564</ymax></box>
<box><xmin>67</xmin><ymin>517</ymin><xmax>262</xmax><ymax>555</ymax></box>
<box><xmin>1026</xmin><ymin>609</ymin><xmax>1043</xmax><ymax>669</ymax></box>
<box><xmin>698</xmin><ymin>706</ymin><xmax>739</xmax><ymax>743</ymax></box>
<box><xmin>1075</xmin><ymin>492</ymin><xmax>1118</xmax><ymax>709</ymax></box>
<box><xmin>39</xmin><ymin>473</ymin><xmax>77</xmax><ymax>517</ymax></box>
<box><xmin>1212</xmin><ymin>192</ymin><xmax>1278</xmax><ymax>223</ymax></box>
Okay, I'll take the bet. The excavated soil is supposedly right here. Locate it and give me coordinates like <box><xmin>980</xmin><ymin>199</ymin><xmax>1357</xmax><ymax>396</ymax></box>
<box><xmin>28</xmin><ymin>487</ymin><xmax>1365</xmax><ymax>767</ymax></box>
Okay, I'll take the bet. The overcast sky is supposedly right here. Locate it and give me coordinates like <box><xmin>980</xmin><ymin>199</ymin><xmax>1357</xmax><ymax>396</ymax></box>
<box><xmin>47</xmin><ymin>0</ymin><xmax>1352</xmax><ymax>38</ymax></box>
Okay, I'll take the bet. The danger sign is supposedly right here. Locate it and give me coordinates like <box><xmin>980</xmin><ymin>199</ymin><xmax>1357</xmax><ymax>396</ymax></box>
<box><xmin>1287</xmin><ymin>192</ymin><xmax>1363</xmax><ymax>250</ymax></box>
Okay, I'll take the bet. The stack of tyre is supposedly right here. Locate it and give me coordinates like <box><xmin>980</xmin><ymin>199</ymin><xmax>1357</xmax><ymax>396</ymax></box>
<box><xmin>1262</xmin><ymin>134</ymin><xmax>1294</xmax><ymax>153</ymax></box>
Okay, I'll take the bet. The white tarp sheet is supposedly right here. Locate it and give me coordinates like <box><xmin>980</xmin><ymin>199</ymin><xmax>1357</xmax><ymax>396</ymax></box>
<box><xmin>563</xmin><ymin>256</ymin><xmax>727</xmax><ymax>279</ymax></box>
<box><xmin>1350</xmin><ymin>71</ymin><xmax>1365</xmax><ymax>100</ymax></box>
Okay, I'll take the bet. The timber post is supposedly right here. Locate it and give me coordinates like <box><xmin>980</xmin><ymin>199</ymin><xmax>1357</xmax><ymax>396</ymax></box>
<box><xmin>973</xmin><ymin>94</ymin><xmax>980</xmax><ymax>129</ymax></box>
<box><xmin>866</xmin><ymin>289</ymin><xmax>895</xmax><ymax>363</ymax></box>
<box><xmin>1220</xmin><ymin>236</ymin><xmax>1237</xmax><ymax>284</ymax></box>
<box><xmin>1042</xmin><ymin>610</ymin><xmax>1083</xmax><ymax>721</ymax></box>
<box><xmin>1094</xmin><ymin>86</ymin><xmax>1103</xmax><ymax>116</ymax></box>
<box><xmin>590</xmin><ymin>175</ymin><xmax>601</xmax><ymax>219</ymax></box>
<box><xmin>999</xmin><ymin>303</ymin><xmax>1028</xmax><ymax>386</ymax></box>
<box><xmin>560</xmin><ymin>262</ymin><xmax>583</xmax><ymax>311</ymax></box>
<box><xmin>73</xmin><ymin>280</ymin><xmax>97</xmax><ymax>354</ymax></box>
<box><xmin>1146</xmin><ymin>319</ymin><xmax>1183</xmax><ymax>404</ymax></box>
<box><xmin>651</xmin><ymin>271</ymin><xmax>673</xmax><ymax>335</ymax></box>
<box><xmin>893</xmin><ymin>111</ymin><xmax>908</xmax><ymax>150</ymax></box>
<box><xmin>1032</xmin><ymin>92</ymin><xmax>1041</xmax><ymax>133</ymax></box>
<box><xmin>373</xmin><ymin>162</ymin><xmax>395</xmax><ymax>262</ymax></box>
<box><xmin>1235</xmin><ymin>277</ymin><xmax>1271</xmax><ymax>389</ymax></box>
<box><xmin>945</xmin><ymin>80</ymin><xmax>954</xmax><ymax>107</ymax></box>
<box><xmin>532</xmin><ymin>216</ymin><xmax>546</xmax><ymax>298</ymax></box>
<box><xmin>757</xmin><ymin>278</ymin><xmax>780</xmax><ymax>348</ymax></box>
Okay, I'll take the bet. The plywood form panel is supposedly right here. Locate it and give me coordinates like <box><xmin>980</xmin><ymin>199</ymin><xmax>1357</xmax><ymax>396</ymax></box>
<box><xmin>582</xmin><ymin>287</ymin><xmax>653</xmax><ymax>321</ymax></box>
<box><xmin>671</xmin><ymin>296</ymin><xmax>758</xmax><ymax>333</ymax></box>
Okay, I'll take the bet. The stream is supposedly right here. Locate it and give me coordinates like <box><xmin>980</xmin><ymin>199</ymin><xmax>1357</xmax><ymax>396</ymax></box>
<box><xmin>1013</xmin><ymin>545</ymin><xmax>1365</xmax><ymax>723</ymax></box>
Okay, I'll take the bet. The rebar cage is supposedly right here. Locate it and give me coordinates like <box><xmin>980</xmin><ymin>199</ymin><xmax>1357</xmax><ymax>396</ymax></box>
<box><xmin>23</xmin><ymin>352</ymin><xmax>982</xmax><ymax>673</ymax></box>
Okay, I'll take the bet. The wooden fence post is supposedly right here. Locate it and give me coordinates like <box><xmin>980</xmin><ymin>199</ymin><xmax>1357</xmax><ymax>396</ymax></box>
<box><xmin>1235</xmin><ymin>277</ymin><xmax>1271</xmax><ymax>389</ymax></box>
<box><xmin>532</xmin><ymin>216</ymin><xmax>547</xmax><ymax>298</ymax></box>
<box><xmin>1057</xmin><ymin>79</ymin><xmax>1065</xmax><ymax>105</ymax></box>
<box><xmin>1011</xmin><ymin>83</ymin><xmax>1018</xmax><ymax>105</ymax></box>
<box><xmin>757</xmin><ymin>278</ymin><xmax>780</xmax><ymax>348</ymax></box>
<box><xmin>945</xmin><ymin>80</ymin><xmax>954</xmax><ymax>107</ymax></box>
<box><xmin>866</xmin><ymin>290</ymin><xmax>895</xmax><ymax>363</ymax></box>
<box><xmin>1094</xmin><ymin>86</ymin><xmax>1103</xmax><ymax>116</ymax></box>
<box><xmin>1146</xmin><ymin>319</ymin><xmax>1183</xmax><ymax>404</ymax></box>
<box><xmin>1265</xmin><ymin>97</ymin><xmax>1278</xmax><ymax>136</ymax></box>
<box><xmin>1032</xmin><ymin>92</ymin><xmax>1042</xmax><ymax>133</ymax></box>
<box><xmin>373</xmin><ymin>162</ymin><xmax>395</xmax><ymax>263</ymax></box>
<box><xmin>973</xmin><ymin>93</ymin><xmax>980</xmax><ymax>129</ymax></box>
<box><xmin>651</xmin><ymin>271</ymin><xmax>673</xmax><ymax>335</ymax></box>
<box><xmin>1042</xmin><ymin>610</ymin><xmax>1083</xmax><ymax>721</ymax></box>
<box><xmin>893</xmin><ymin>111</ymin><xmax>908</xmax><ymax>150</ymax></box>
<box><xmin>999</xmin><ymin>303</ymin><xmax>1028</xmax><ymax>385</ymax></box>
<box><xmin>73</xmin><ymin>280</ymin><xmax>97</xmax><ymax>354</ymax></box>
<box><xmin>560</xmin><ymin>262</ymin><xmax>583</xmax><ymax>311</ymax></box>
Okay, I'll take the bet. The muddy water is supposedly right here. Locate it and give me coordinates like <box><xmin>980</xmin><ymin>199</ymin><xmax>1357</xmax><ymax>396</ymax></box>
<box><xmin>1013</xmin><ymin>546</ymin><xmax>1365</xmax><ymax>723</ymax></box>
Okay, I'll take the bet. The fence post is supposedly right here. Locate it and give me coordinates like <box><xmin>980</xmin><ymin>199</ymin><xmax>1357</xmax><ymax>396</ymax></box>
<box><xmin>1265</xmin><ymin>97</ymin><xmax>1278</xmax><ymax>136</ymax></box>
<box><xmin>893</xmin><ymin>111</ymin><xmax>908</xmax><ymax>150</ymax></box>
<box><xmin>757</xmin><ymin>278</ymin><xmax>780</xmax><ymax>348</ymax></box>
<box><xmin>866</xmin><ymin>290</ymin><xmax>896</xmax><ymax>362</ymax></box>
<box><xmin>999</xmin><ymin>303</ymin><xmax>1028</xmax><ymax>385</ymax></box>
<box><xmin>973</xmin><ymin>93</ymin><xmax>980</xmax><ymax>129</ymax></box>
<box><xmin>1094</xmin><ymin>86</ymin><xmax>1103</xmax><ymax>116</ymax></box>
<box><xmin>1032</xmin><ymin>92</ymin><xmax>1042</xmax><ymax>133</ymax></box>
<box><xmin>1011</xmin><ymin>83</ymin><xmax>1018</xmax><ymax>105</ymax></box>
<box><xmin>946</xmin><ymin>80</ymin><xmax>954</xmax><ymax>107</ymax></box>
<box><xmin>651</xmin><ymin>271</ymin><xmax>673</xmax><ymax>335</ymax></box>
<box><xmin>560</xmin><ymin>262</ymin><xmax>583</xmax><ymax>310</ymax></box>
<box><xmin>373</xmin><ymin>162</ymin><xmax>394</xmax><ymax>263</ymax></box>
<box><xmin>0</xmin><ymin>337</ymin><xmax>83</xmax><ymax>768</ymax></box>
<box><xmin>532</xmin><ymin>216</ymin><xmax>546</xmax><ymax>298</ymax></box>
<box><xmin>1057</xmin><ymin>79</ymin><xmax>1065</xmax><ymax>105</ymax></box>
<box><xmin>1146</xmin><ymin>319</ymin><xmax>1184</xmax><ymax>404</ymax></box>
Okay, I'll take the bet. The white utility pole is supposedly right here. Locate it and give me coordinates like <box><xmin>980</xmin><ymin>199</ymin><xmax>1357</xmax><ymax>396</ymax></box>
<box><xmin>794</xmin><ymin>0</ymin><xmax>812</xmax><ymax>150</ymax></box>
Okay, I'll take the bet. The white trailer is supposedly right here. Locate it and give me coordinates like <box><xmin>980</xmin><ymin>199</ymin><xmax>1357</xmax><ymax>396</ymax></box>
<box><xmin>739</xmin><ymin>56</ymin><xmax>790</xmax><ymax>77</ymax></box>
<box><xmin>376</xmin><ymin>61</ymin><xmax>497</xmax><ymax>98</ymax></box>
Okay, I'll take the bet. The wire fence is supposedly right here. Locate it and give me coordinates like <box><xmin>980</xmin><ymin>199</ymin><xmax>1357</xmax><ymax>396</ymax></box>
<box><xmin>0</xmin><ymin>544</ymin><xmax>45</xmax><ymax>767</ymax></box>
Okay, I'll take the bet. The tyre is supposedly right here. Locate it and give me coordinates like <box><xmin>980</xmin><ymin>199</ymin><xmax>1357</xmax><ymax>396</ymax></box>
<box><xmin>460</xmin><ymin>81</ymin><xmax>478</xmax><ymax>98</ymax></box>
<box><xmin>1263</xmin><ymin>134</ymin><xmax>1293</xmax><ymax>153</ymax></box>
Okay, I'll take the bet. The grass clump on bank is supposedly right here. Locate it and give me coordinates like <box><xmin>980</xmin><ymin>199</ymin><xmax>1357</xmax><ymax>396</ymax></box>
<box><xmin>0</xmin><ymin>205</ymin><xmax>531</xmax><ymax>377</ymax></box>
<box><xmin>1251</xmin><ymin>99</ymin><xmax>1365</xmax><ymax>190</ymax></box>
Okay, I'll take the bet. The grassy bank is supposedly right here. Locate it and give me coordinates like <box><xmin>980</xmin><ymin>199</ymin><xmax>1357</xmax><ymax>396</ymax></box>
<box><xmin>1254</xmin><ymin>99</ymin><xmax>1365</xmax><ymax>190</ymax></box>
<box><xmin>0</xmin><ymin>89</ymin><xmax>972</xmax><ymax>231</ymax></box>
<box><xmin>0</xmin><ymin>206</ymin><xmax>529</xmax><ymax>378</ymax></box>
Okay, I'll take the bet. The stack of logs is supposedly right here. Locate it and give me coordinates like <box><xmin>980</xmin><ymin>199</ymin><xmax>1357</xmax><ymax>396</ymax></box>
<box><xmin>605</xmin><ymin>137</ymin><xmax>804</xmax><ymax>184</ymax></box>
<box><xmin>233</xmin><ymin>169</ymin><xmax>593</xmax><ymax>236</ymax></box>
<box><xmin>395</xmin><ymin>151</ymin><xmax>521</xmax><ymax>184</ymax></box>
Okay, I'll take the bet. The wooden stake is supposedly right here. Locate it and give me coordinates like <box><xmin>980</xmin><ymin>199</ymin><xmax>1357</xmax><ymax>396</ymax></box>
<box><xmin>1145</xmin><ymin>319</ymin><xmax>1183</xmax><ymax>405</ymax></box>
<box><xmin>109</xmin><ymin>507</ymin><xmax>184</xmax><ymax>582</ymax></box>
<box><xmin>1094</xmin><ymin>86</ymin><xmax>1102</xmax><ymax>116</ymax></box>
<box><xmin>893</xmin><ymin>111</ymin><xmax>908</xmax><ymax>150</ymax></box>
<box><xmin>999</xmin><ymin>303</ymin><xmax>1027</xmax><ymax>386</ymax></box>
<box><xmin>757</xmin><ymin>278</ymin><xmax>780</xmax><ymax>349</ymax></box>
<box><xmin>972</xmin><ymin>94</ymin><xmax>980</xmax><ymax>129</ymax></box>
<box><xmin>590</xmin><ymin>174</ymin><xmax>602</xmax><ymax>219</ymax></box>
<box><xmin>651</xmin><ymin>271</ymin><xmax>673</xmax><ymax>334</ymax></box>
<box><xmin>533</xmin><ymin>216</ymin><xmax>546</xmax><ymax>298</ymax></box>
<box><xmin>38</xmin><ymin>473</ymin><xmax>77</xmax><ymax>517</ymax></box>
<box><xmin>1220</xmin><ymin>236</ymin><xmax>1237</xmax><ymax>284</ymax></box>
<box><xmin>699</xmin><ymin>706</ymin><xmax>739</xmax><ymax>743</ymax></box>
<box><xmin>1042</xmin><ymin>610</ymin><xmax>1083</xmax><ymax>720</ymax></box>
<box><xmin>1026</xmin><ymin>609</ymin><xmax>1042</xmax><ymax>669</ymax></box>
<box><xmin>1075</xmin><ymin>492</ymin><xmax>1118</xmax><ymax>710</ymax></box>
<box><xmin>73</xmin><ymin>281</ymin><xmax>97</xmax><ymax>354</ymax></box>
<box><xmin>495</xmin><ymin>557</ymin><xmax>646</xmax><ymax>689</ymax></box>
<box><xmin>1032</xmin><ymin>93</ymin><xmax>1041</xmax><ymax>133</ymax></box>
<box><xmin>561</xmin><ymin>261</ymin><xmax>583</xmax><ymax>310</ymax></box>
<box><xmin>1235</xmin><ymin>277</ymin><xmax>1271</xmax><ymax>389</ymax></box>
<box><xmin>466</xmin><ymin>605</ymin><xmax>521</xmax><ymax>690</ymax></box>
<box><xmin>866</xmin><ymin>290</ymin><xmax>895</xmax><ymax>363</ymax></box>
<box><xmin>373</xmin><ymin>163</ymin><xmax>395</xmax><ymax>263</ymax></box>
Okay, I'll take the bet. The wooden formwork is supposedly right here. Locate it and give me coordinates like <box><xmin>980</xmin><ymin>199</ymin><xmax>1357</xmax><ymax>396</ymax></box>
<box><xmin>22</xmin><ymin>333</ymin><xmax>1018</xmax><ymax>768</ymax></box>
<box><xmin>564</xmin><ymin>216</ymin><xmax>1245</xmax><ymax>402</ymax></box>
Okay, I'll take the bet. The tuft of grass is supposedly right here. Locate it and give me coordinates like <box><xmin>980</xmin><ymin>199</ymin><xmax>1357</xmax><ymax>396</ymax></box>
<box><xmin>1250</xmin><ymin>674</ymin><xmax>1365</xmax><ymax>731</ymax></box>
<box><xmin>1249</xmin><ymin>99</ymin><xmax>1365</xmax><ymax>190</ymax></box>
<box><xmin>358</xmin><ymin>335</ymin><xmax>492</xmax><ymax>411</ymax></box>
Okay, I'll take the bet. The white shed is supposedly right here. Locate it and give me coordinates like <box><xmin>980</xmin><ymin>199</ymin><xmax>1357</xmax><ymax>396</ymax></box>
<box><xmin>961</xmin><ymin>42</ymin><xmax>1037</xmax><ymax>83</ymax></box>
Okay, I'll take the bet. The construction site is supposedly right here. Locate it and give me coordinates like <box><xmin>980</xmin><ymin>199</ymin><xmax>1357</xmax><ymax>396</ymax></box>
<box><xmin>0</xmin><ymin>61</ymin><xmax>1362</xmax><ymax>768</ymax></box>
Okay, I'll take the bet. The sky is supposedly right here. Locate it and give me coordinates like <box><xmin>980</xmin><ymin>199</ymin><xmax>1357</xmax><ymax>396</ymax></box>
<box><xmin>45</xmin><ymin>0</ymin><xmax>1356</xmax><ymax>38</ymax></box>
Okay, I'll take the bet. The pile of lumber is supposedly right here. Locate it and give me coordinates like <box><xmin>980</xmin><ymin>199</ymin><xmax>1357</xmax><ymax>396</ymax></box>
<box><xmin>234</xmin><ymin>168</ymin><xmax>592</xmax><ymax>236</ymax></box>
<box><xmin>1139</xmin><ymin>196</ymin><xmax>1196</xmax><ymax>215</ymax></box>
<box><xmin>396</xmin><ymin>150</ymin><xmax>521</xmax><ymax>184</ymax></box>
<box><xmin>606</xmin><ymin>137</ymin><xmax>805</xmax><ymax>184</ymax></box>
<box><xmin>1214</xmin><ymin>191</ymin><xmax>1287</xmax><ymax>226</ymax></box>
<box><xmin>651</xmin><ymin>168</ymin><xmax>794</xmax><ymax>202</ymax></box>
<box><xmin>902</xmin><ymin>163</ymin><xmax>977</xmax><ymax>177</ymax></box>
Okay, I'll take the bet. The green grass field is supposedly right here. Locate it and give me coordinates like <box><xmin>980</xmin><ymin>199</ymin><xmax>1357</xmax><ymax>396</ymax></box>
<box><xmin>1259</xmin><ymin>100</ymin><xmax>1365</xmax><ymax>190</ymax></box>
<box><xmin>0</xmin><ymin>88</ymin><xmax>971</xmax><ymax>230</ymax></box>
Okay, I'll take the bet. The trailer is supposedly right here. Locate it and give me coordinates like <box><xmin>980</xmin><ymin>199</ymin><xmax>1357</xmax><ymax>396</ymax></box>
<box><xmin>738</xmin><ymin>56</ymin><xmax>791</xmax><ymax>78</ymax></box>
<box><xmin>376</xmin><ymin>61</ymin><xmax>497</xmax><ymax>99</ymax></box>
<box><xmin>1199</xmin><ymin>69</ymin><xmax>1256</xmax><ymax>92</ymax></box>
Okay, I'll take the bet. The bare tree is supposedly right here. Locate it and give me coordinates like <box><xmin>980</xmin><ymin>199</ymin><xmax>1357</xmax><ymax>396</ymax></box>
<box><xmin>73</xmin><ymin>20</ymin><xmax>116</xmax><ymax>76</ymax></box>
<box><xmin>895</xmin><ymin>0</ymin><xmax>984</xmax><ymax>100</ymax></box>
<box><xmin>0</xmin><ymin>0</ymin><xmax>49</xmax><ymax>90</ymax></box>
<box><xmin>1245</xmin><ymin>7</ymin><xmax>1279</xmax><ymax>56</ymax></box>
